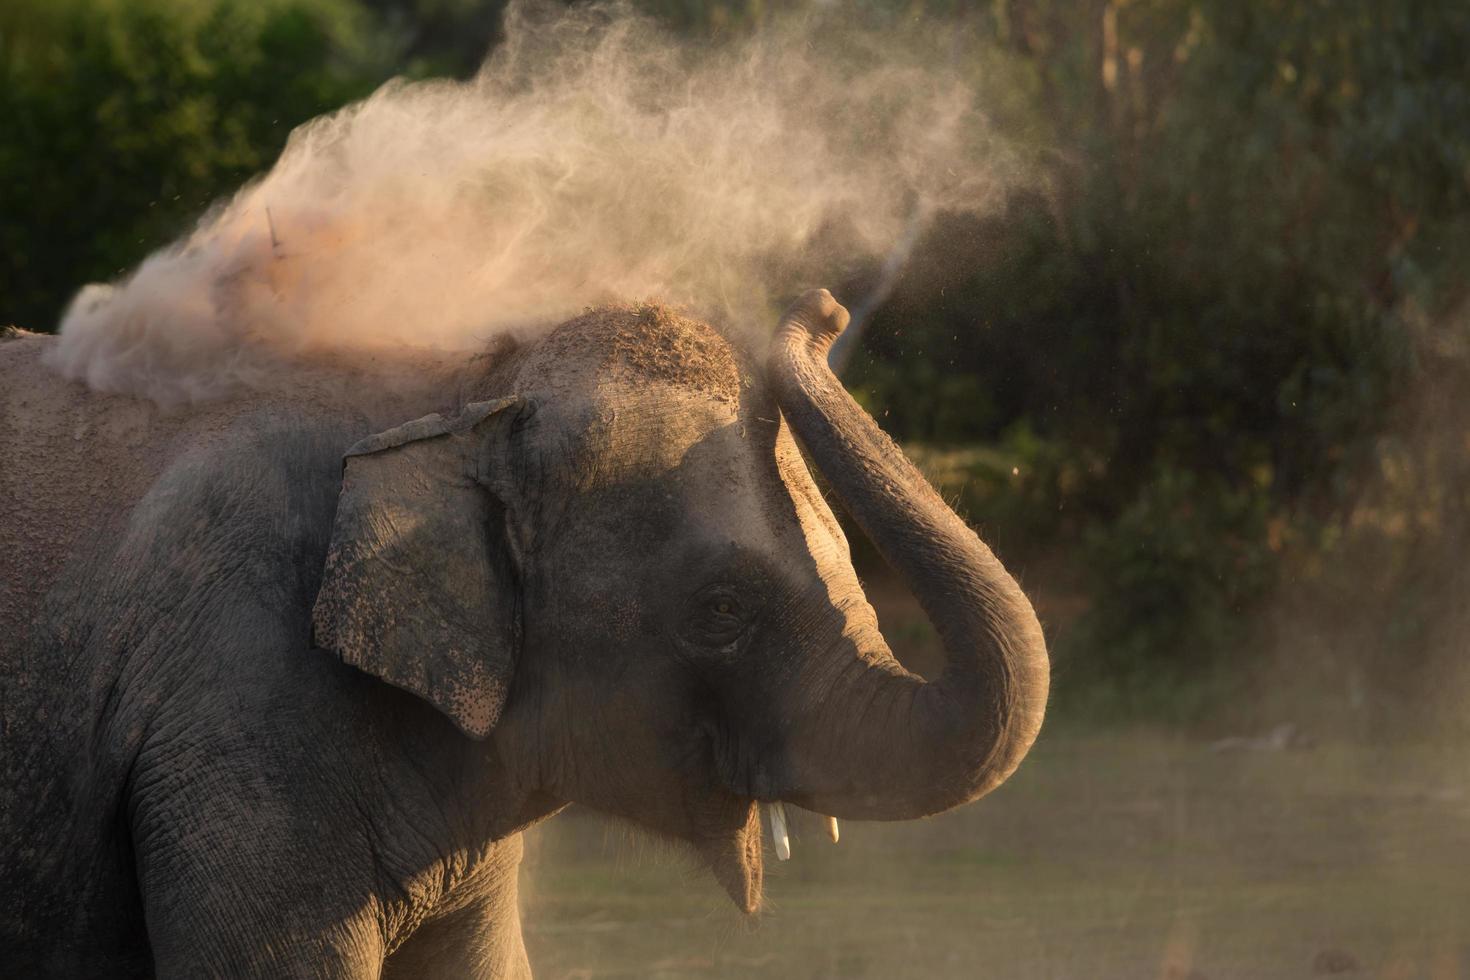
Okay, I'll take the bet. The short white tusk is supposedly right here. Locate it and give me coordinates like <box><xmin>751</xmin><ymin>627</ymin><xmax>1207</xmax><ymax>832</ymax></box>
<box><xmin>767</xmin><ymin>802</ymin><xmax>791</xmax><ymax>861</ymax></box>
<box><xmin>825</xmin><ymin>815</ymin><xmax>840</xmax><ymax>844</ymax></box>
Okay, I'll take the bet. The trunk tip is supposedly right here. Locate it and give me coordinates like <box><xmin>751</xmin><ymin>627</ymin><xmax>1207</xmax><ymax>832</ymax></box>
<box><xmin>779</xmin><ymin>289</ymin><xmax>850</xmax><ymax>348</ymax></box>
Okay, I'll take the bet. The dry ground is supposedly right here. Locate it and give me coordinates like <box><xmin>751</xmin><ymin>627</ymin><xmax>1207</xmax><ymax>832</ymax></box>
<box><xmin>520</xmin><ymin>729</ymin><xmax>1469</xmax><ymax>979</ymax></box>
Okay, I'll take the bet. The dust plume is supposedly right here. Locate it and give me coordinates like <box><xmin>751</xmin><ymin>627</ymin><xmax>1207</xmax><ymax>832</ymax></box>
<box><xmin>47</xmin><ymin>0</ymin><xmax>1020</xmax><ymax>405</ymax></box>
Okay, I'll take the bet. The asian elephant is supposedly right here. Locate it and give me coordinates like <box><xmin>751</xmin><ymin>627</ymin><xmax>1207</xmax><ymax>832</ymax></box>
<box><xmin>0</xmin><ymin>290</ymin><xmax>1049</xmax><ymax>978</ymax></box>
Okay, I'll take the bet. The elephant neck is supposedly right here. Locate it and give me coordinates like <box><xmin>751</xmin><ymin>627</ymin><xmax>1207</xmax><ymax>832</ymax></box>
<box><xmin>346</xmin><ymin>686</ymin><xmax>561</xmax><ymax>900</ymax></box>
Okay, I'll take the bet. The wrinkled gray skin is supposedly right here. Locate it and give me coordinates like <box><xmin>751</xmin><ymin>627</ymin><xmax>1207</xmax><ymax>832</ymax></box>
<box><xmin>0</xmin><ymin>292</ymin><xmax>1048</xmax><ymax>978</ymax></box>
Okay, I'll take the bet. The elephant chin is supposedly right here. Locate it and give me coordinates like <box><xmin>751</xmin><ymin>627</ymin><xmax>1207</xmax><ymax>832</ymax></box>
<box><xmin>693</xmin><ymin>800</ymin><xmax>763</xmax><ymax>914</ymax></box>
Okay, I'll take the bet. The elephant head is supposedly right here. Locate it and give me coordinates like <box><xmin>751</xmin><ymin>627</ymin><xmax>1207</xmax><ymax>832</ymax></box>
<box><xmin>311</xmin><ymin>293</ymin><xmax>1050</xmax><ymax>913</ymax></box>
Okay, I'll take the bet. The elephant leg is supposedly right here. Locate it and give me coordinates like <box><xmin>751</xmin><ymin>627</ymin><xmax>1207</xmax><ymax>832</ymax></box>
<box><xmin>131</xmin><ymin>767</ymin><xmax>388</xmax><ymax>978</ymax></box>
<box><xmin>382</xmin><ymin>895</ymin><xmax>530</xmax><ymax>980</ymax></box>
<box><xmin>138</xmin><ymin>833</ymin><xmax>386</xmax><ymax>980</ymax></box>
<box><xmin>382</xmin><ymin>843</ymin><xmax>530</xmax><ymax>980</ymax></box>
<box><xmin>147</xmin><ymin>921</ymin><xmax>383</xmax><ymax>980</ymax></box>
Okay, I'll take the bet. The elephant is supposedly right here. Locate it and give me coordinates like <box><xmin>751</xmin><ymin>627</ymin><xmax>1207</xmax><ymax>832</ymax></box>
<box><xmin>0</xmin><ymin>290</ymin><xmax>1049</xmax><ymax>978</ymax></box>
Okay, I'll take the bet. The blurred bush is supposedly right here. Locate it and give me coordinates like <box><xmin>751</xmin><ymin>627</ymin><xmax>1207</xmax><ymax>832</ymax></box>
<box><xmin>841</xmin><ymin>0</ymin><xmax>1470</xmax><ymax>723</ymax></box>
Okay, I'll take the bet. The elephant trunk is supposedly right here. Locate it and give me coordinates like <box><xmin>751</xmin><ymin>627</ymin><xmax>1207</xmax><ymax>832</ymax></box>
<box><xmin>766</xmin><ymin>290</ymin><xmax>1050</xmax><ymax>821</ymax></box>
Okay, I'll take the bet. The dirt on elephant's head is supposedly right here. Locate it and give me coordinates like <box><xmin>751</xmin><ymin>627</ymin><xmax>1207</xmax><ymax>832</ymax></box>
<box><xmin>452</xmin><ymin>303</ymin><xmax>747</xmax><ymax>426</ymax></box>
<box><xmin>600</xmin><ymin>304</ymin><xmax>742</xmax><ymax>401</ymax></box>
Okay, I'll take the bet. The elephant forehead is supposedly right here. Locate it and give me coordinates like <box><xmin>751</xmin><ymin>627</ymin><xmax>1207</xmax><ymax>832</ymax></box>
<box><xmin>543</xmin><ymin>379</ymin><xmax>744</xmax><ymax>479</ymax></box>
<box><xmin>538</xmin><ymin>382</ymin><xmax>790</xmax><ymax>544</ymax></box>
<box><xmin>618</xmin><ymin>401</ymin><xmax>834</xmax><ymax>562</ymax></box>
<box><xmin>513</xmin><ymin>302</ymin><xmax>744</xmax><ymax>401</ymax></box>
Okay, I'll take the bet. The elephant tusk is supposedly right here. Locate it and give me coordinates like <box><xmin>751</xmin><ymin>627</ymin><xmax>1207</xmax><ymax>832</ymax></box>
<box><xmin>825</xmin><ymin>815</ymin><xmax>840</xmax><ymax>843</ymax></box>
<box><xmin>767</xmin><ymin>802</ymin><xmax>791</xmax><ymax>861</ymax></box>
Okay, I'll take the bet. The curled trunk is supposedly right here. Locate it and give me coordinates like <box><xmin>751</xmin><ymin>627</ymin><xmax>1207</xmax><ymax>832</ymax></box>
<box><xmin>768</xmin><ymin>290</ymin><xmax>1050</xmax><ymax>820</ymax></box>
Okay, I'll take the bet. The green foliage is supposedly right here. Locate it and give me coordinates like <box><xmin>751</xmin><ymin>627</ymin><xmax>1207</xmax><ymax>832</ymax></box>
<box><xmin>0</xmin><ymin>0</ymin><xmax>395</xmax><ymax>329</ymax></box>
<box><xmin>899</xmin><ymin>422</ymin><xmax>1094</xmax><ymax>553</ymax></box>
<box><xmin>844</xmin><ymin>0</ymin><xmax>1470</xmax><ymax>691</ymax></box>
<box><xmin>1075</xmin><ymin>465</ymin><xmax>1274</xmax><ymax>679</ymax></box>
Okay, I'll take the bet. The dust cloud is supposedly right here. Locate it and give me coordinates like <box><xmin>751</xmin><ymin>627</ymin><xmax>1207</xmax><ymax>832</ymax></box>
<box><xmin>47</xmin><ymin>0</ymin><xmax>1020</xmax><ymax>405</ymax></box>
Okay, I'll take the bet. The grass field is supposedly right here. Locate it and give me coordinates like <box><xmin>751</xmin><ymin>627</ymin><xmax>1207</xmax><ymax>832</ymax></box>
<box><xmin>520</xmin><ymin>730</ymin><xmax>1469</xmax><ymax>979</ymax></box>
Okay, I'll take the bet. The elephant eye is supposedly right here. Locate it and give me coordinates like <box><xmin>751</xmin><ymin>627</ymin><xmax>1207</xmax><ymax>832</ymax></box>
<box><xmin>704</xmin><ymin>593</ymin><xmax>746</xmax><ymax>623</ymax></box>
<box><xmin>681</xmin><ymin>586</ymin><xmax>753</xmax><ymax>650</ymax></box>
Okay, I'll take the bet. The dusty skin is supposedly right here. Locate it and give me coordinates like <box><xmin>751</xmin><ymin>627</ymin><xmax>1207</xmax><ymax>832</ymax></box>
<box><xmin>0</xmin><ymin>293</ymin><xmax>1048</xmax><ymax>977</ymax></box>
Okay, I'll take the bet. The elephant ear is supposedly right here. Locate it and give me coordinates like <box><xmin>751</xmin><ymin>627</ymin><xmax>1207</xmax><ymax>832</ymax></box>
<box><xmin>312</xmin><ymin>397</ymin><xmax>525</xmax><ymax>739</ymax></box>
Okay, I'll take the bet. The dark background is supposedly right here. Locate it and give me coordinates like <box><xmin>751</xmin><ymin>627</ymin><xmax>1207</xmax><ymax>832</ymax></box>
<box><xmin>4</xmin><ymin>0</ymin><xmax>1468</xmax><ymax>735</ymax></box>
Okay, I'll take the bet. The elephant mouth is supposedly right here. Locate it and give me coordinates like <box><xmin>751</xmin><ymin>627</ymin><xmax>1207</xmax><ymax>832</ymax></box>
<box><xmin>689</xmin><ymin>794</ymin><xmax>841</xmax><ymax>914</ymax></box>
<box><xmin>683</xmin><ymin>709</ymin><xmax>839</xmax><ymax>912</ymax></box>
<box><xmin>693</xmin><ymin>799</ymin><xmax>763</xmax><ymax>914</ymax></box>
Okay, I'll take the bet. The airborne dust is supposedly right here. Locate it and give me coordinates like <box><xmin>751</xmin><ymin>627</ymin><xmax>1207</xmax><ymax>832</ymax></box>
<box><xmin>48</xmin><ymin>0</ymin><xmax>1020</xmax><ymax>405</ymax></box>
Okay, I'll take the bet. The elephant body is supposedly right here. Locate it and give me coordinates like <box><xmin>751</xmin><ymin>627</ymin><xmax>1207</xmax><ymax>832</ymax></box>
<box><xmin>1</xmin><ymin>330</ymin><xmax>542</xmax><ymax>976</ymax></box>
<box><xmin>0</xmin><ymin>295</ymin><xmax>1049</xmax><ymax>978</ymax></box>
